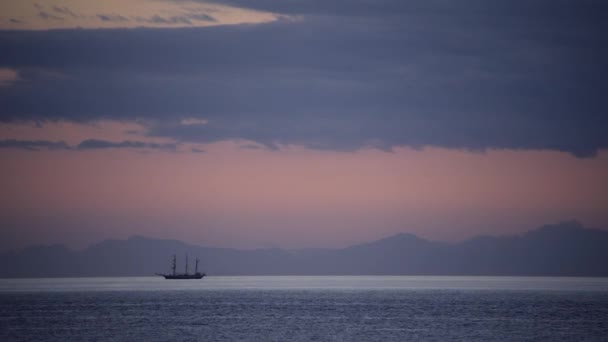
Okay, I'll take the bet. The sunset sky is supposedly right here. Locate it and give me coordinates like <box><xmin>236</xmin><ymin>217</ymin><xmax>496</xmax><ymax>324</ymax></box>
<box><xmin>0</xmin><ymin>0</ymin><xmax>606</xmax><ymax>251</ymax></box>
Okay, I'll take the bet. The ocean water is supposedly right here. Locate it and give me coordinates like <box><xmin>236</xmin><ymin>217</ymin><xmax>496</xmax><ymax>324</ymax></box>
<box><xmin>1</xmin><ymin>276</ymin><xmax>607</xmax><ymax>341</ymax></box>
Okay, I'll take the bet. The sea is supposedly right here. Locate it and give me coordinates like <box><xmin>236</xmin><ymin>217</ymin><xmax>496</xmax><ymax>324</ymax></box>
<box><xmin>1</xmin><ymin>276</ymin><xmax>607</xmax><ymax>341</ymax></box>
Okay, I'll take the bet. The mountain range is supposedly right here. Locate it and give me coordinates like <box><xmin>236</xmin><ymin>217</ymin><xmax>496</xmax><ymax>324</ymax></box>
<box><xmin>1</xmin><ymin>220</ymin><xmax>607</xmax><ymax>277</ymax></box>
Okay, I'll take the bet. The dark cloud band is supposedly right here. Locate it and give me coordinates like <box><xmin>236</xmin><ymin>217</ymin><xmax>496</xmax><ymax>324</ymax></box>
<box><xmin>0</xmin><ymin>139</ymin><xmax>69</xmax><ymax>151</ymax></box>
<box><xmin>0</xmin><ymin>0</ymin><xmax>606</xmax><ymax>157</ymax></box>
<box><xmin>76</xmin><ymin>139</ymin><xmax>176</xmax><ymax>151</ymax></box>
<box><xmin>0</xmin><ymin>139</ymin><xmax>176</xmax><ymax>151</ymax></box>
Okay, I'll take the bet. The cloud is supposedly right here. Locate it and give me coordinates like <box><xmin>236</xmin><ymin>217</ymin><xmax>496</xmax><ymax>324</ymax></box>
<box><xmin>52</xmin><ymin>6</ymin><xmax>79</xmax><ymax>18</ymax></box>
<box><xmin>135</xmin><ymin>13</ymin><xmax>216</xmax><ymax>25</ymax></box>
<box><xmin>181</xmin><ymin>118</ymin><xmax>208</xmax><ymax>125</ymax></box>
<box><xmin>97</xmin><ymin>14</ymin><xmax>129</xmax><ymax>23</ymax></box>
<box><xmin>37</xmin><ymin>11</ymin><xmax>64</xmax><ymax>21</ymax></box>
<box><xmin>0</xmin><ymin>139</ymin><xmax>69</xmax><ymax>151</ymax></box>
<box><xmin>205</xmin><ymin>0</ymin><xmax>605</xmax><ymax>18</ymax></box>
<box><xmin>0</xmin><ymin>0</ymin><xmax>267</xmax><ymax>30</ymax></box>
<box><xmin>0</xmin><ymin>1</ymin><xmax>606</xmax><ymax>157</ymax></box>
<box><xmin>188</xmin><ymin>14</ymin><xmax>217</xmax><ymax>22</ymax></box>
<box><xmin>0</xmin><ymin>68</ymin><xmax>20</xmax><ymax>86</ymax></box>
<box><xmin>0</xmin><ymin>138</ymin><xmax>177</xmax><ymax>151</ymax></box>
<box><xmin>240</xmin><ymin>143</ymin><xmax>262</xmax><ymax>150</ymax></box>
<box><xmin>76</xmin><ymin>139</ymin><xmax>177</xmax><ymax>151</ymax></box>
<box><xmin>204</xmin><ymin>0</ymin><xmax>444</xmax><ymax>15</ymax></box>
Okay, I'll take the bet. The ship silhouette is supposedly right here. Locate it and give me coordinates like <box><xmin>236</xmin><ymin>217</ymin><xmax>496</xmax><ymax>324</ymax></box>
<box><xmin>157</xmin><ymin>254</ymin><xmax>206</xmax><ymax>279</ymax></box>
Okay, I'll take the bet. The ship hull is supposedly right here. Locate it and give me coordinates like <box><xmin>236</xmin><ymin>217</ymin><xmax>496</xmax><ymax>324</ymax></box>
<box><xmin>162</xmin><ymin>273</ymin><xmax>205</xmax><ymax>280</ymax></box>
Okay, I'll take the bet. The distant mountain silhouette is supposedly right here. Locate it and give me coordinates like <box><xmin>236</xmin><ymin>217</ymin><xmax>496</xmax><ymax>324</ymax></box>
<box><xmin>1</xmin><ymin>220</ymin><xmax>607</xmax><ymax>277</ymax></box>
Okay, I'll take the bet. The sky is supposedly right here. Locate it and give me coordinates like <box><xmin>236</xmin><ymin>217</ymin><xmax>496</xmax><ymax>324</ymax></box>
<box><xmin>0</xmin><ymin>0</ymin><xmax>607</xmax><ymax>251</ymax></box>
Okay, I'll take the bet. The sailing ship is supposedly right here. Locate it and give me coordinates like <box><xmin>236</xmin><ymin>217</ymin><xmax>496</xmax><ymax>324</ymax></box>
<box><xmin>157</xmin><ymin>254</ymin><xmax>206</xmax><ymax>279</ymax></box>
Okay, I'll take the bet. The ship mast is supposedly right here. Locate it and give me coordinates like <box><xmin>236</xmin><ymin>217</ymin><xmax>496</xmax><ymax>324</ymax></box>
<box><xmin>195</xmin><ymin>258</ymin><xmax>199</xmax><ymax>274</ymax></box>
<box><xmin>185</xmin><ymin>254</ymin><xmax>189</xmax><ymax>275</ymax></box>
<box><xmin>171</xmin><ymin>254</ymin><xmax>176</xmax><ymax>276</ymax></box>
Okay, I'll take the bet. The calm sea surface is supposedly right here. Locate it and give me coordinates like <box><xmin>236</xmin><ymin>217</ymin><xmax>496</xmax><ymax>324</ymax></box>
<box><xmin>1</xmin><ymin>276</ymin><xmax>607</xmax><ymax>341</ymax></box>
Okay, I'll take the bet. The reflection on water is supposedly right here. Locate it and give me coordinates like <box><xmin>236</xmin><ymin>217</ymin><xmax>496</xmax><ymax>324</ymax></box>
<box><xmin>1</xmin><ymin>277</ymin><xmax>607</xmax><ymax>341</ymax></box>
<box><xmin>1</xmin><ymin>275</ymin><xmax>608</xmax><ymax>292</ymax></box>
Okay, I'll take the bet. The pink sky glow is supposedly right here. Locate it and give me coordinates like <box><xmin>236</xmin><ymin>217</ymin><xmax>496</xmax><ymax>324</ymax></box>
<box><xmin>1</xmin><ymin>121</ymin><xmax>607</xmax><ymax>251</ymax></box>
